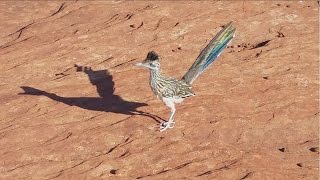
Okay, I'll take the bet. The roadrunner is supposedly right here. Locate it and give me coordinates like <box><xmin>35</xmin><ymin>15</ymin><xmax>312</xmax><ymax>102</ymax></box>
<box><xmin>136</xmin><ymin>21</ymin><xmax>235</xmax><ymax>131</ymax></box>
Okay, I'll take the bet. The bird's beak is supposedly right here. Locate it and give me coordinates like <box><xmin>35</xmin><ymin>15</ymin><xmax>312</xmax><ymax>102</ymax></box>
<box><xmin>135</xmin><ymin>62</ymin><xmax>142</xmax><ymax>66</ymax></box>
<box><xmin>135</xmin><ymin>62</ymin><xmax>152</xmax><ymax>69</ymax></box>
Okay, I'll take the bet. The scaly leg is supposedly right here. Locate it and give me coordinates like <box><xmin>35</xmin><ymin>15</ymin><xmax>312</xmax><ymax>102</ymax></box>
<box><xmin>160</xmin><ymin>100</ymin><xmax>176</xmax><ymax>132</ymax></box>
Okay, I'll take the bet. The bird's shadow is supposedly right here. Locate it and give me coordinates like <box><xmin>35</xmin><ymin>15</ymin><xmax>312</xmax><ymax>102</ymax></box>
<box><xmin>19</xmin><ymin>65</ymin><xmax>162</xmax><ymax>123</ymax></box>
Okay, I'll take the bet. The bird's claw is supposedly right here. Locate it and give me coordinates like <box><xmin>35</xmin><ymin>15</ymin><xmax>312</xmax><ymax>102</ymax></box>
<box><xmin>160</xmin><ymin>120</ymin><xmax>175</xmax><ymax>132</ymax></box>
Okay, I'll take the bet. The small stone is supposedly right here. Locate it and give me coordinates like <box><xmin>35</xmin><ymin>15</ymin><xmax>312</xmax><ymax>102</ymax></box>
<box><xmin>110</xmin><ymin>169</ymin><xmax>117</xmax><ymax>174</ymax></box>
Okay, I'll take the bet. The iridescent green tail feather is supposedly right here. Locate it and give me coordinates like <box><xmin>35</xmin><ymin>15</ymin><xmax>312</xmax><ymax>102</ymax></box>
<box><xmin>182</xmin><ymin>21</ymin><xmax>236</xmax><ymax>84</ymax></box>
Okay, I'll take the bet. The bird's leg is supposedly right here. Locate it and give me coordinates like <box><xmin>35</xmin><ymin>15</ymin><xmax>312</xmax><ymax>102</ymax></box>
<box><xmin>167</xmin><ymin>108</ymin><xmax>175</xmax><ymax>126</ymax></box>
<box><xmin>160</xmin><ymin>102</ymin><xmax>176</xmax><ymax>132</ymax></box>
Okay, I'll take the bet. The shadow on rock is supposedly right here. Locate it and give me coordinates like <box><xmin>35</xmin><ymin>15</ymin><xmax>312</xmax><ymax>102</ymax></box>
<box><xmin>19</xmin><ymin>65</ymin><xmax>162</xmax><ymax>123</ymax></box>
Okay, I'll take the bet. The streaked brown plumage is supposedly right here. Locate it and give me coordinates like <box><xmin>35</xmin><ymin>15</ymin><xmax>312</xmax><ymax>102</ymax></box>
<box><xmin>136</xmin><ymin>21</ymin><xmax>235</xmax><ymax>131</ymax></box>
<box><xmin>149</xmin><ymin>69</ymin><xmax>194</xmax><ymax>99</ymax></box>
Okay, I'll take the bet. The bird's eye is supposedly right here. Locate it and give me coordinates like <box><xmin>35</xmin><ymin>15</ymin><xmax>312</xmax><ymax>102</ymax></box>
<box><xmin>150</xmin><ymin>63</ymin><xmax>155</xmax><ymax>67</ymax></box>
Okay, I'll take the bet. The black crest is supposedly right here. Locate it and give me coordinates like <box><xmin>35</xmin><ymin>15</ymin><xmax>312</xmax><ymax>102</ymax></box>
<box><xmin>147</xmin><ymin>51</ymin><xmax>159</xmax><ymax>61</ymax></box>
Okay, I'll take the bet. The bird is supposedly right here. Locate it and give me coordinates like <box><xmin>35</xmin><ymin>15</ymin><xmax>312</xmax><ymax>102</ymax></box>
<box><xmin>135</xmin><ymin>21</ymin><xmax>236</xmax><ymax>132</ymax></box>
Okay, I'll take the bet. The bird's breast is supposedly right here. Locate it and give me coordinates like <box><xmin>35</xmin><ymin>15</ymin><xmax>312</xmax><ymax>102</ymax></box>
<box><xmin>149</xmin><ymin>78</ymin><xmax>161</xmax><ymax>96</ymax></box>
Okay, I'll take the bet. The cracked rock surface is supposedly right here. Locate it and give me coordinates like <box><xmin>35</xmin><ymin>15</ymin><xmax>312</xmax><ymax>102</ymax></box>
<box><xmin>0</xmin><ymin>1</ymin><xmax>318</xmax><ymax>179</ymax></box>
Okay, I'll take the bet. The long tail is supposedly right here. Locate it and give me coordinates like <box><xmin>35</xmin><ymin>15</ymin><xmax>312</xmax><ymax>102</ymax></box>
<box><xmin>182</xmin><ymin>21</ymin><xmax>236</xmax><ymax>84</ymax></box>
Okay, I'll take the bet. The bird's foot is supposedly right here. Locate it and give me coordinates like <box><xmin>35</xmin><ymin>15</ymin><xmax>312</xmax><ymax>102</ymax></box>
<box><xmin>160</xmin><ymin>120</ymin><xmax>175</xmax><ymax>132</ymax></box>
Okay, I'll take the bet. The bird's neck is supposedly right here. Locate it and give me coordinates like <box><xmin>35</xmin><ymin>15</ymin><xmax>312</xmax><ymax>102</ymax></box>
<box><xmin>149</xmin><ymin>68</ymin><xmax>161</xmax><ymax>95</ymax></box>
<box><xmin>149</xmin><ymin>68</ymin><xmax>161</xmax><ymax>81</ymax></box>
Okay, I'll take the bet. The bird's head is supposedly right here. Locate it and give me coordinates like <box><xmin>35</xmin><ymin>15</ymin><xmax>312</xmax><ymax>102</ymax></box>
<box><xmin>135</xmin><ymin>51</ymin><xmax>160</xmax><ymax>71</ymax></box>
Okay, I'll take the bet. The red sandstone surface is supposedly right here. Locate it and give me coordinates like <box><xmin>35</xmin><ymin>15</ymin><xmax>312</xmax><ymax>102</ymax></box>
<box><xmin>0</xmin><ymin>1</ymin><xmax>319</xmax><ymax>179</ymax></box>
